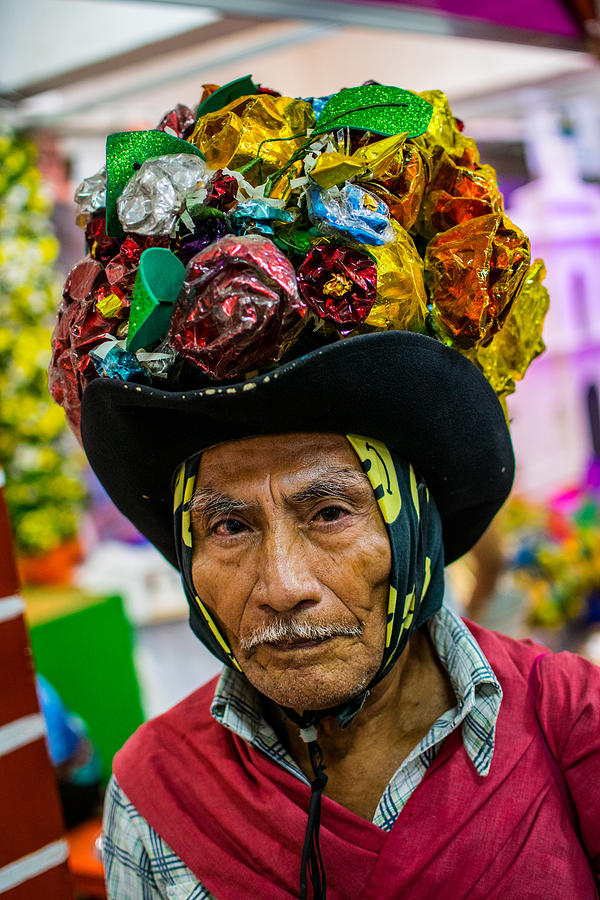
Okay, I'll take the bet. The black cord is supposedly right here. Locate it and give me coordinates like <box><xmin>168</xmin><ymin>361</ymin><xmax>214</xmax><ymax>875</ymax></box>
<box><xmin>300</xmin><ymin>739</ymin><xmax>328</xmax><ymax>900</ymax></box>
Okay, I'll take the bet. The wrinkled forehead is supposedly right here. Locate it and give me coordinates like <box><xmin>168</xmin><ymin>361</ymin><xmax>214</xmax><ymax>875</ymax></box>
<box><xmin>195</xmin><ymin>432</ymin><xmax>364</xmax><ymax>488</ymax></box>
<box><xmin>188</xmin><ymin>432</ymin><xmax>406</xmax><ymax>530</ymax></box>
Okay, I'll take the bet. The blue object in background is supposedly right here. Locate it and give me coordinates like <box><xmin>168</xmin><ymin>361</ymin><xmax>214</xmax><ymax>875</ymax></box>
<box><xmin>37</xmin><ymin>674</ymin><xmax>102</xmax><ymax>785</ymax></box>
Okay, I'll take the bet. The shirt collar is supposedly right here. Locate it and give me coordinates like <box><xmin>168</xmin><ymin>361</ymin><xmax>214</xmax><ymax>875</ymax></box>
<box><xmin>427</xmin><ymin>605</ymin><xmax>502</xmax><ymax>775</ymax></box>
<box><xmin>211</xmin><ymin>605</ymin><xmax>502</xmax><ymax>777</ymax></box>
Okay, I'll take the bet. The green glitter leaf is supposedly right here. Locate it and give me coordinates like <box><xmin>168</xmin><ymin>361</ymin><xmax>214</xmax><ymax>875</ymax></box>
<box><xmin>127</xmin><ymin>248</ymin><xmax>185</xmax><ymax>352</ymax></box>
<box><xmin>105</xmin><ymin>131</ymin><xmax>205</xmax><ymax>237</ymax></box>
<box><xmin>313</xmin><ymin>85</ymin><xmax>433</xmax><ymax>139</ymax></box>
<box><xmin>195</xmin><ymin>75</ymin><xmax>258</xmax><ymax>121</ymax></box>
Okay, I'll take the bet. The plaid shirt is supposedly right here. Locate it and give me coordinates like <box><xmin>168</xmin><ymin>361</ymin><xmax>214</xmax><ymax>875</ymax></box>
<box><xmin>103</xmin><ymin>607</ymin><xmax>502</xmax><ymax>899</ymax></box>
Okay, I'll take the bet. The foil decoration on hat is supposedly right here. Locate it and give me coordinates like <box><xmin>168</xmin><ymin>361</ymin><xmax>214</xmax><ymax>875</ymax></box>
<box><xmin>117</xmin><ymin>154</ymin><xmax>214</xmax><ymax>236</ymax></box>
<box><xmin>297</xmin><ymin>242</ymin><xmax>377</xmax><ymax>333</ymax></box>
<box><xmin>51</xmin><ymin>77</ymin><xmax>549</xmax><ymax>425</ymax></box>
<box><xmin>74</xmin><ymin>166</ymin><xmax>107</xmax><ymax>225</ymax></box>
<box><xmin>306</xmin><ymin>182</ymin><xmax>394</xmax><ymax>246</ymax></box>
<box><xmin>104</xmin><ymin>129</ymin><xmax>205</xmax><ymax>237</ymax></box>
<box><xmin>90</xmin><ymin>339</ymin><xmax>150</xmax><ymax>383</ymax></box>
<box><xmin>170</xmin><ymin>234</ymin><xmax>306</xmax><ymax>379</ymax></box>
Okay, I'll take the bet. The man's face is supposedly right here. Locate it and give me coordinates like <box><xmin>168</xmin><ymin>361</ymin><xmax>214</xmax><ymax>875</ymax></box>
<box><xmin>190</xmin><ymin>433</ymin><xmax>391</xmax><ymax>712</ymax></box>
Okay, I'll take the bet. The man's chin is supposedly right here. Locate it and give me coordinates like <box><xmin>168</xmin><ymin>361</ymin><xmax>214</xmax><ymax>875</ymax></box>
<box><xmin>242</xmin><ymin>662</ymin><xmax>373</xmax><ymax>713</ymax></box>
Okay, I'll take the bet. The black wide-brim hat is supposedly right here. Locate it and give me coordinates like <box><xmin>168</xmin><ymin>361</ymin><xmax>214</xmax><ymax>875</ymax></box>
<box><xmin>81</xmin><ymin>330</ymin><xmax>514</xmax><ymax>567</ymax></box>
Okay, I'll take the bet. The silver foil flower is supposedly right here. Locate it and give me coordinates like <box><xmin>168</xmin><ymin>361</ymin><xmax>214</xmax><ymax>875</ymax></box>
<box><xmin>74</xmin><ymin>165</ymin><xmax>107</xmax><ymax>222</ymax></box>
<box><xmin>117</xmin><ymin>154</ymin><xmax>212</xmax><ymax>235</ymax></box>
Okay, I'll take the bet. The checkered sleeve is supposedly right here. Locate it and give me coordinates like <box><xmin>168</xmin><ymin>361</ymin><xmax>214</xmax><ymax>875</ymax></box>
<box><xmin>103</xmin><ymin>775</ymin><xmax>216</xmax><ymax>900</ymax></box>
<box><xmin>103</xmin><ymin>774</ymin><xmax>163</xmax><ymax>899</ymax></box>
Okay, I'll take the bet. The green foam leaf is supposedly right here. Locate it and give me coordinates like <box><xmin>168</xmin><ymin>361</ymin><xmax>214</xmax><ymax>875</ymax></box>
<box><xmin>127</xmin><ymin>248</ymin><xmax>185</xmax><ymax>352</ymax></box>
<box><xmin>195</xmin><ymin>75</ymin><xmax>259</xmax><ymax>120</ymax></box>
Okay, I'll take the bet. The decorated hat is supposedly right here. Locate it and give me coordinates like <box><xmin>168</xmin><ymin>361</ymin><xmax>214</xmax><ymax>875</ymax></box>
<box><xmin>50</xmin><ymin>76</ymin><xmax>549</xmax><ymax>564</ymax></box>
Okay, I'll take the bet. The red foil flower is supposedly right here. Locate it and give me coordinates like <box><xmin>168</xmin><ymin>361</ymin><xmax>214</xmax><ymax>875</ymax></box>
<box><xmin>170</xmin><ymin>234</ymin><xmax>305</xmax><ymax>379</ymax></box>
<box><xmin>85</xmin><ymin>214</ymin><xmax>121</xmax><ymax>266</ymax></box>
<box><xmin>105</xmin><ymin>234</ymin><xmax>169</xmax><ymax>296</ymax></box>
<box><xmin>297</xmin><ymin>243</ymin><xmax>377</xmax><ymax>333</ymax></box>
<box><xmin>206</xmin><ymin>170</ymin><xmax>239</xmax><ymax>211</ymax></box>
<box><xmin>156</xmin><ymin>104</ymin><xmax>196</xmax><ymax>140</ymax></box>
<box><xmin>49</xmin><ymin>258</ymin><xmax>122</xmax><ymax>441</ymax></box>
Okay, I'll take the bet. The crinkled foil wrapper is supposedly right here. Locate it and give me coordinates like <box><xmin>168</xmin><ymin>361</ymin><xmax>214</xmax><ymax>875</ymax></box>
<box><xmin>176</xmin><ymin>215</ymin><xmax>230</xmax><ymax>266</ymax></box>
<box><xmin>467</xmin><ymin>259</ymin><xmax>549</xmax><ymax>398</ymax></box>
<box><xmin>296</xmin><ymin>241</ymin><xmax>377</xmax><ymax>333</ymax></box>
<box><xmin>105</xmin><ymin>234</ymin><xmax>169</xmax><ymax>297</ymax></box>
<box><xmin>117</xmin><ymin>154</ymin><xmax>213</xmax><ymax>235</ymax></box>
<box><xmin>137</xmin><ymin>339</ymin><xmax>178</xmax><ymax>380</ymax></box>
<box><xmin>308</xmin><ymin>150</ymin><xmax>365</xmax><ymax>190</ymax></box>
<box><xmin>189</xmin><ymin>95</ymin><xmax>315</xmax><ymax>187</ymax></box>
<box><xmin>74</xmin><ymin>166</ymin><xmax>107</xmax><ymax>226</ymax></box>
<box><xmin>307</xmin><ymin>183</ymin><xmax>393</xmax><ymax>246</ymax></box>
<box><xmin>170</xmin><ymin>234</ymin><xmax>306</xmax><ymax>379</ymax></box>
<box><xmin>85</xmin><ymin>214</ymin><xmax>122</xmax><ymax>266</ymax></box>
<box><xmin>425</xmin><ymin>212</ymin><xmax>531</xmax><ymax>349</ymax></box>
<box><xmin>206</xmin><ymin>170</ymin><xmax>239</xmax><ymax>210</ymax></box>
<box><xmin>90</xmin><ymin>342</ymin><xmax>150</xmax><ymax>383</ymax></box>
<box><xmin>49</xmin><ymin>258</ymin><xmax>122</xmax><ymax>441</ymax></box>
<box><xmin>417</xmin><ymin>152</ymin><xmax>503</xmax><ymax>239</ymax></box>
<box><xmin>231</xmin><ymin>200</ymin><xmax>296</xmax><ymax>237</ymax></box>
<box><xmin>363</xmin><ymin>221</ymin><xmax>428</xmax><ymax>332</ymax></box>
<box><xmin>156</xmin><ymin>104</ymin><xmax>196</xmax><ymax>140</ymax></box>
<box><xmin>412</xmin><ymin>90</ymin><xmax>480</xmax><ymax>172</ymax></box>
<box><xmin>95</xmin><ymin>290</ymin><xmax>129</xmax><ymax>320</ymax></box>
<box><xmin>309</xmin><ymin>134</ymin><xmax>407</xmax><ymax>191</ymax></box>
<box><xmin>359</xmin><ymin>142</ymin><xmax>425</xmax><ymax>233</ymax></box>
<box><xmin>199</xmin><ymin>83</ymin><xmax>220</xmax><ymax>105</ymax></box>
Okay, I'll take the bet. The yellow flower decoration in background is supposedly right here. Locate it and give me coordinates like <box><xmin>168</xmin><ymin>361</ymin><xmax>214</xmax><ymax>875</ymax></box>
<box><xmin>0</xmin><ymin>130</ymin><xmax>85</xmax><ymax>556</ymax></box>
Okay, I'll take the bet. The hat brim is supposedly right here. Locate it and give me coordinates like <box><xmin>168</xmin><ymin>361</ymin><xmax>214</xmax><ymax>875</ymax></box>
<box><xmin>81</xmin><ymin>331</ymin><xmax>514</xmax><ymax>567</ymax></box>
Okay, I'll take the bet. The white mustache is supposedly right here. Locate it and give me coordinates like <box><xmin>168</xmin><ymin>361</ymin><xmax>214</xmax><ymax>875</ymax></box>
<box><xmin>240</xmin><ymin>618</ymin><xmax>362</xmax><ymax>650</ymax></box>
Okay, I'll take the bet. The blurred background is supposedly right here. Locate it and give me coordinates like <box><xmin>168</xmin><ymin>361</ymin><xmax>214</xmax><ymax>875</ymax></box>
<box><xmin>3</xmin><ymin>1</ymin><xmax>600</xmax><ymax>895</ymax></box>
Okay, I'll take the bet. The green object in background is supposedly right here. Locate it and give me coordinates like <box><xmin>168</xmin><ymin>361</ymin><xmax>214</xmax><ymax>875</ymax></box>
<box><xmin>127</xmin><ymin>248</ymin><xmax>186</xmax><ymax>352</ymax></box>
<box><xmin>27</xmin><ymin>590</ymin><xmax>144</xmax><ymax>782</ymax></box>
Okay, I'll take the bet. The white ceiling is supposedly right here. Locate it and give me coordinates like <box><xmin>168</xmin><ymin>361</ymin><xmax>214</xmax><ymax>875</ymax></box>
<box><xmin>0</xmin><ymin>0</ymin><xmax>217</xmax><ymax>91</ymax></box>
<box><xmin>2</xmin><ymin>0</ymin><xmax>598</xmax><ymax>148</ymax></box>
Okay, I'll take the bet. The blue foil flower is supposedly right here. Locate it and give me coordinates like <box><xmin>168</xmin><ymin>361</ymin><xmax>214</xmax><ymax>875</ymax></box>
<box><xmin>307</xmin><ymin>182</ymin><xmax>394</xmax><ymax>245</ymax></box>
<box><xmin>230</xmin><ymin>200</ymin><xmax>296</xmax><ymax>237</ymax></box>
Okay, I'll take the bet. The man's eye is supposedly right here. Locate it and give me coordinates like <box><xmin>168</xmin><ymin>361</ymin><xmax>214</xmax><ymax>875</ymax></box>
<box><xmin>212</xmin><ymin>518</ymin><xmax>247</xmax><ymax>536</ymax></box>
<box><xmin>315</xmin><ymin>505</ymin><xmax>346</xmax><ymax>523</ymax></box>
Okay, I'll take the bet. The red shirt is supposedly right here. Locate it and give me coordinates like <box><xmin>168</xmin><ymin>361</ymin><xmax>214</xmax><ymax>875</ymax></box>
<box><xmin>115</xmin><ymin>622</ymin><xmax>600</xmax><ymax>898</ymax></box>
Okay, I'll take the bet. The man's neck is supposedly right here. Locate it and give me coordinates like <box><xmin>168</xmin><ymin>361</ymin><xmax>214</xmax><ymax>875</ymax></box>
<box><xmin>270</xmin><ymin>628</ymin><xmax>456</xmax><ymax>822</ymax></box>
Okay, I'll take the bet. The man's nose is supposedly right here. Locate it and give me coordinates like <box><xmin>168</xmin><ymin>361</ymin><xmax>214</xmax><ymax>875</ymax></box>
<box><xmin>251</xmin><ymin>526</ymin><xmax>322</xmax><ymax>613</ymax></box>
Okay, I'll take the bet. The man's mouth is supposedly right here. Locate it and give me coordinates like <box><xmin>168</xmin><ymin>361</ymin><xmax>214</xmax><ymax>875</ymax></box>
<box><xmin>265</xmin><ymin>635</ymin><xmax>335</xmax><ymax>652</ymax></box>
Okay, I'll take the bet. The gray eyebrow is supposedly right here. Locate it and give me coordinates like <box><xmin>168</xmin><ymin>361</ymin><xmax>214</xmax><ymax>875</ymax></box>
<box><xmin>189</xmin><ymin>488</ymin><xmax>251</xmax><ymax>522</ymax></box>
<box><xmin>288</xmin><ymin>468</ymin><xmax>371</xmax><ymax>505</ymax></box>
<box><xmin>190</xmin><ymin>467</ymin><xmax>371</xmax><ymax>522</ymax></box>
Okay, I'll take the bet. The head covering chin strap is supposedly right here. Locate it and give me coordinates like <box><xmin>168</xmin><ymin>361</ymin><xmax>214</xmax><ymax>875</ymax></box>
<box><xmin>173</xmin><ymin>434</ymin><xmax>445</xmax><ymax>900</ymax></box>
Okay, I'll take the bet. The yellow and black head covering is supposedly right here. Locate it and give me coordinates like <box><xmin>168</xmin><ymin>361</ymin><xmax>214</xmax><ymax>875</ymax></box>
<box><xmin>173</xmin><ymin>432</ymin><xmax>444</xmax><ymax>721</ymax></box>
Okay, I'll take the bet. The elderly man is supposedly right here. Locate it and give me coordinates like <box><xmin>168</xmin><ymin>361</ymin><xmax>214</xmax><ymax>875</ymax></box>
<box><xmin>86</xmin><ymin>337</ymin><xmax>600</xmax><ymax>900</ymax></box>
<box><xmin>51</xmin><ymin>79</ymin><xmax>600</xmax><ymax>898</ymax></box>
